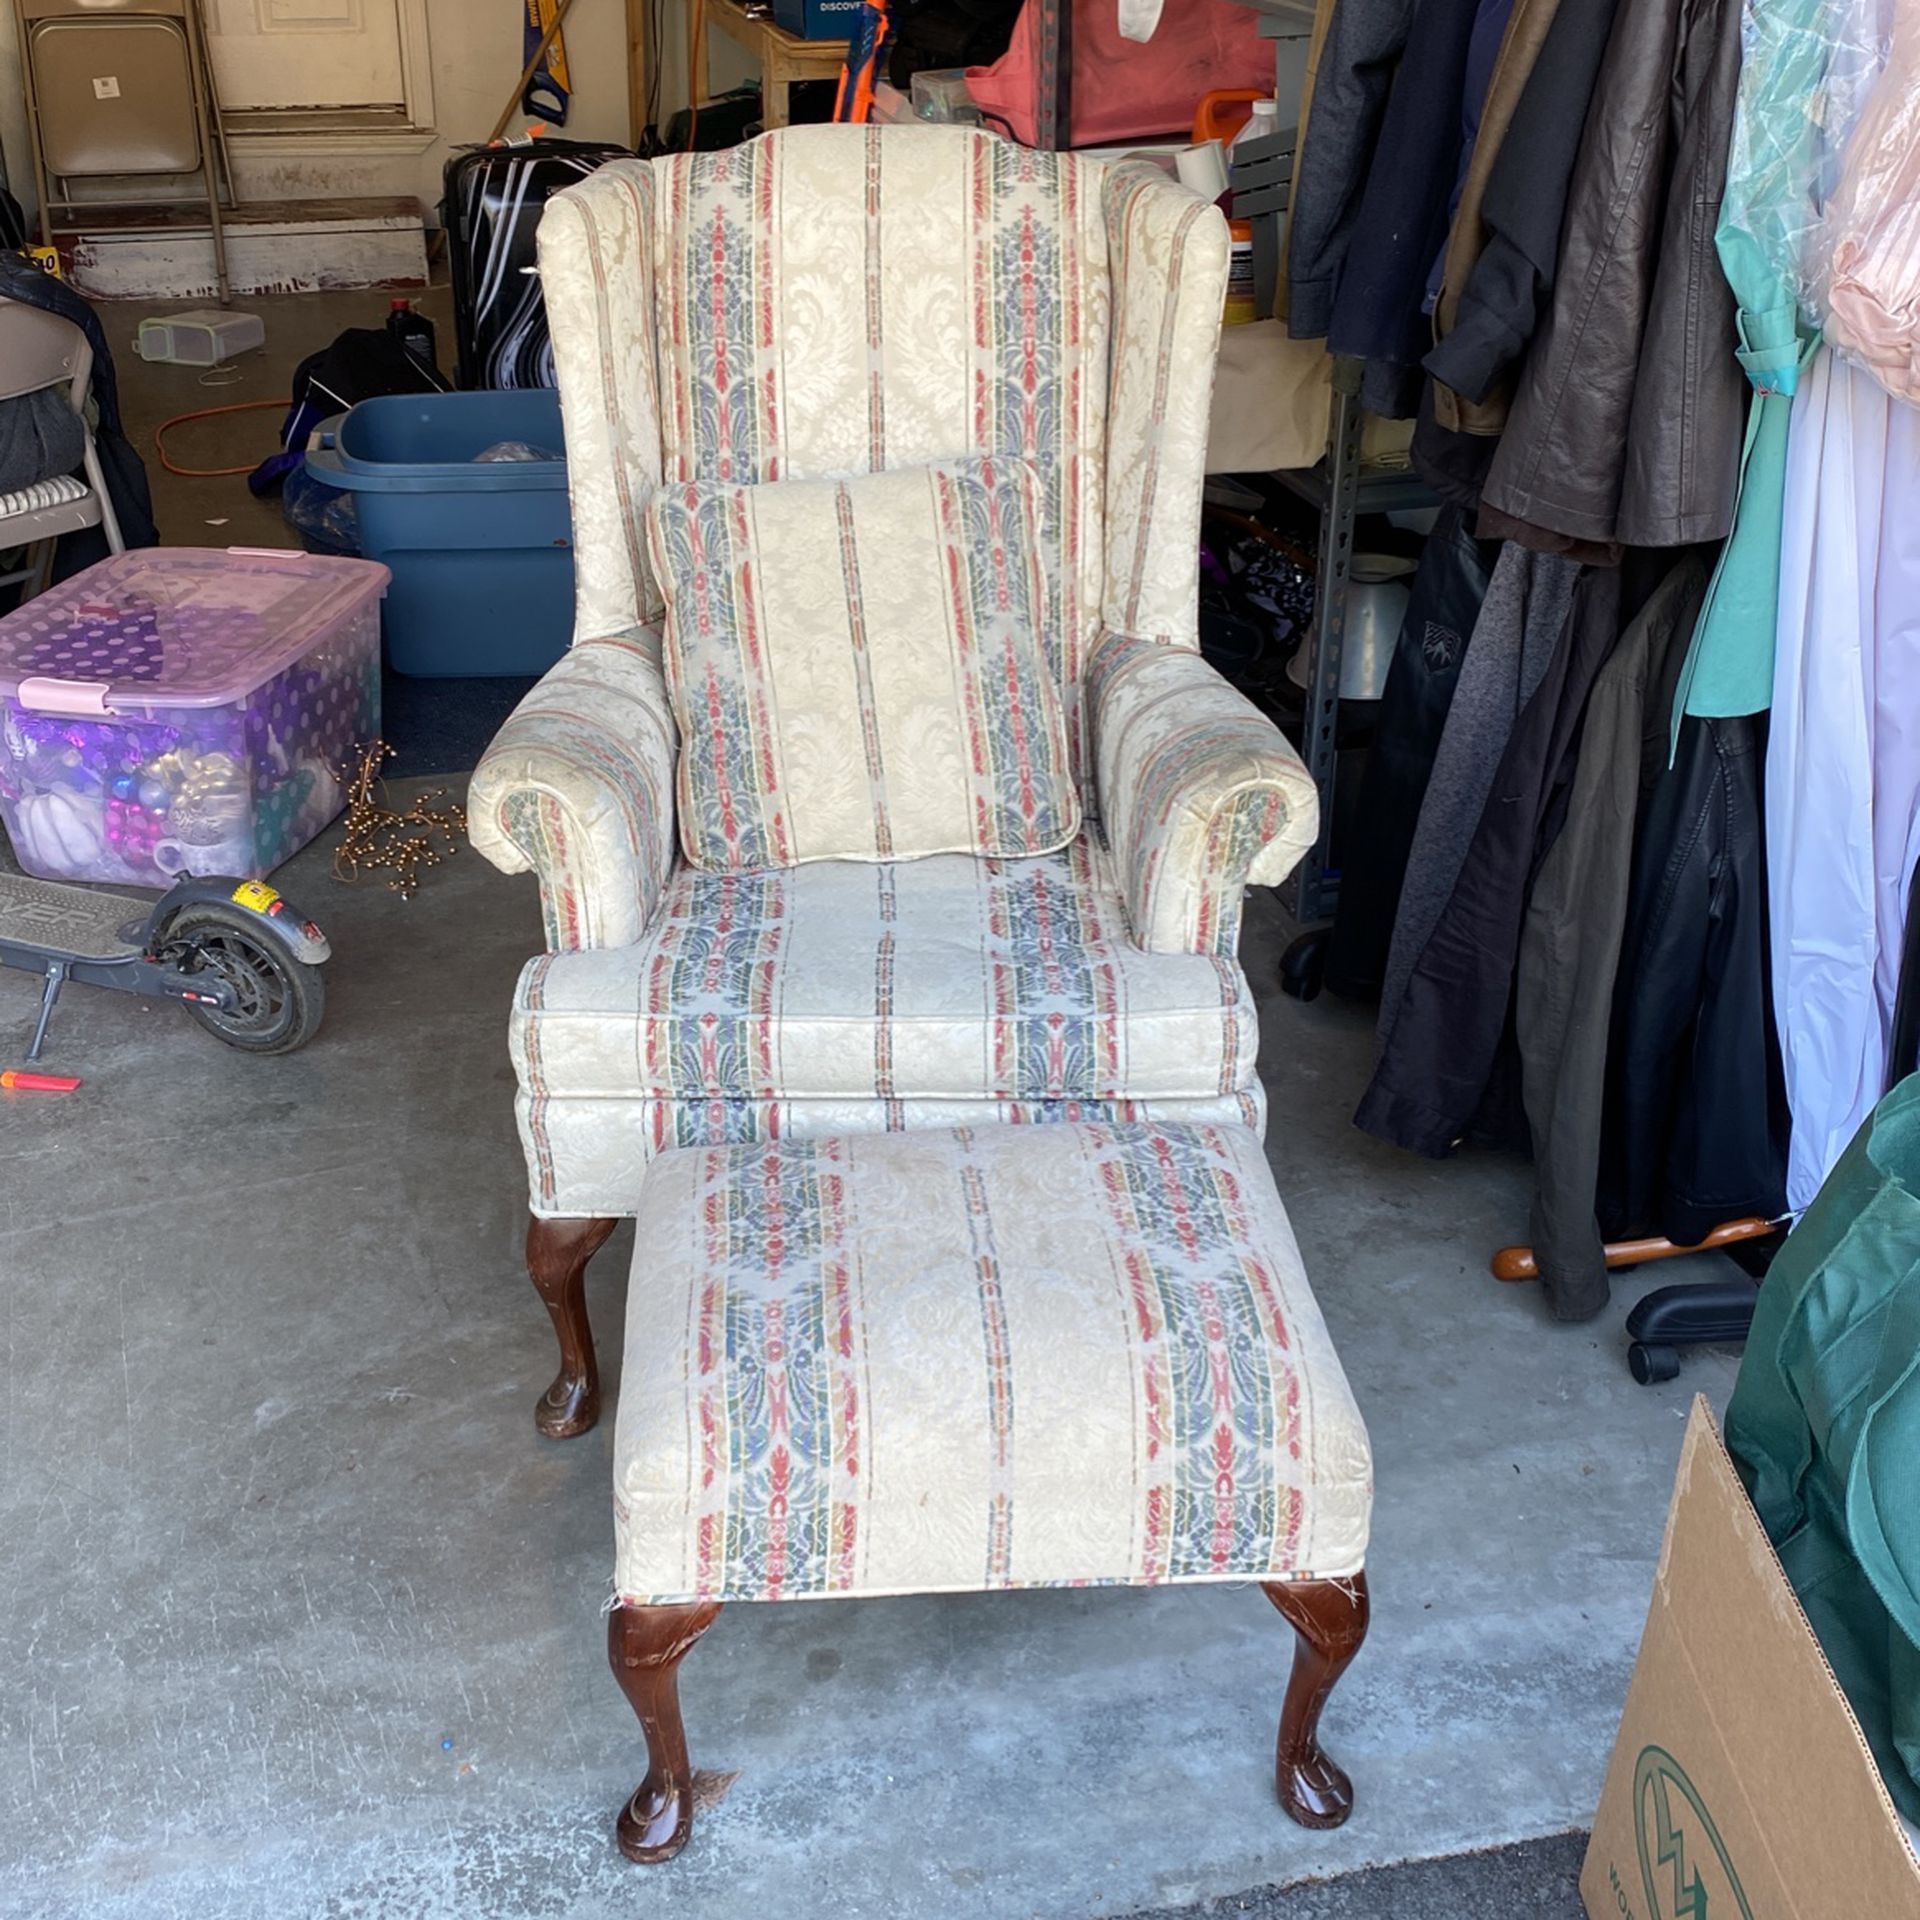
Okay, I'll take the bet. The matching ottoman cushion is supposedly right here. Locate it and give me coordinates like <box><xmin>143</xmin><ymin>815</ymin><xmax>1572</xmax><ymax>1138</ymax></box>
<box><xmin>613</xmin><ymin>1121</ymin><xmax>1372</xmax><ymax>1605</ymax></box>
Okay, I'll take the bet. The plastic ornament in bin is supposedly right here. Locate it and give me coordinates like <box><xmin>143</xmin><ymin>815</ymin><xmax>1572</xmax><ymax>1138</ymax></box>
<box><xmin>14</xmin><ymin>787</ymin><xmax>106</xmax><ymax>874</ymax></box>
<box><xmin>167</xmin><ymin>749</ymin><xmax>250</xmax><ymax>838</ymax></box>
<box><xmin>146</xmin><ymin>749</ymin><xmax>252</xmax><ymax>876</ymax></box>
<box><xmin>104</xmin><ymin>794</ymin><xmax>164</xmax><ymax>867</ymax></box>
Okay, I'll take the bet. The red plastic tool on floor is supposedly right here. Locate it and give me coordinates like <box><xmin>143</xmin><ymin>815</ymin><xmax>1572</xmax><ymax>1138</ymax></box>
<box><xmin>0</xmin><ymin>1070</ymin><xmax>80</xmax><ymax>1093</ymax></box>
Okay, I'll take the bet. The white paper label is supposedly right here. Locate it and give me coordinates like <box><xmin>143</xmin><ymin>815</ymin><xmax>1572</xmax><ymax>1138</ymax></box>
<box><xmin>92</xmin><ymin>76</ymin><xmax>122</xmax><ymax>100</ymax></box>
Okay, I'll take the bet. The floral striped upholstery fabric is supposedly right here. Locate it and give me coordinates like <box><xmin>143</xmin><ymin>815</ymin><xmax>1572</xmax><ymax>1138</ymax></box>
<box><xmin>650</xmin><ymin>128</ymin><xmax>1121</xmax><ymax>779</ymax></box>
<box><xmin>521</xmin><ymin>1088</ymin><xmax>1262</xmax><ymax>1223</ymax></box>
<box><xmin>1089</xmin><ymin>633</ymin><xmax>1323</xmax><ymax>955</ymax></box>
<box><xmin>526</xmin><ymin>126</ymin><xmax>1231</xmax><ymax>782</ymax></box>
<box><xmin>471</xmin><ymin>126</ymin><xmax>1325</xmax><ymax>1223</ymax></box>
<box><xmin>613</xmin><ymin>1121</ymin><xmax>1373</xmax><ymax>1604</ymax></box>
<box><xmin>510</xmin><ymin>837</ymin><xmax>1264</xmax><ymax>1216</ymax></box>
<box><xmin>647</xmin><ymin>458</ymin><xmax>1079</xmax><ymax>870</ymax></box>
<box><xmin>533</xmin><ymin>162</ymin><xmax>667</xmax><ymax>641</ymax></box>
<box><xmin>467</xmin><ymin>630</ymin><xmax>678</xmax><ymax>952</ymax></box>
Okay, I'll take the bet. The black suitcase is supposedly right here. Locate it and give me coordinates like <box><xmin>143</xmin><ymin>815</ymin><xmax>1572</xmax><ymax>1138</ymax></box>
<box><xmin>442</xmin><ymin>139</ymin><xmax>629</xmax><ymax>391</ymax></box>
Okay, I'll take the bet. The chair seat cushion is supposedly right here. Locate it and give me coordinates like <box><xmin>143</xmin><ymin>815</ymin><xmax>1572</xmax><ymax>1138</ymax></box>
<box><xmin>513</xmin><ymin>838</ymin><xmax>1257</xmax><ymax>1105</ymax></box>
<box><xmin>613</xmin><ymin>1120</ymin><xmax>1373</xmax><ymax>1604</ymax></box>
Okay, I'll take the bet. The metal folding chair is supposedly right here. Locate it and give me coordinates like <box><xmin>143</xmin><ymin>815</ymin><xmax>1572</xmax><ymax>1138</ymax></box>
<box><xmin>15</xmin><ymin>0</ymin><xmax>234</xmax><ymax>303</ymax></box>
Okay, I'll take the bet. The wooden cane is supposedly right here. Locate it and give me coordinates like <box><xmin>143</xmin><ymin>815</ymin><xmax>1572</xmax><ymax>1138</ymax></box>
<box><xmin>1491</xmin><ymin>1216</ymin><xmax>1781</xmax><ymax>1284</ymax></box>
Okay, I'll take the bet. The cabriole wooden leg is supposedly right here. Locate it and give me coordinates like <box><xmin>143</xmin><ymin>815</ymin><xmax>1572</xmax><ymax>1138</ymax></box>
<box><xmin>609</xmin><ymin>1600</ymin><xmax>723</xmax><ymax>1864</ymax></box>
<box><xmin>526</xmin><ymin>1213</ymin><xmax>617</xmax><ymax>1440</ymax></box>
<box><xmin>1263</xmin><ymin>1571</ymin><xmax>1370</xmax><ymax>1830</ymax></box>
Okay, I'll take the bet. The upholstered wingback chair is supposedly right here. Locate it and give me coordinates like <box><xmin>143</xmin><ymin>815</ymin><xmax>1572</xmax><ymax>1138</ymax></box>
<box><xmin>470</xmin><ymin>125</ymin><xmax>1318</xmax><ymax>1438</ymax></box>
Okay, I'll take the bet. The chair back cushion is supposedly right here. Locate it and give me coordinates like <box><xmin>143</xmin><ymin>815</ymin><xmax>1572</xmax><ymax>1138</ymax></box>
<box><xmin>536</xmin><ymin>125</ymin><xmax>1230</xmax><ymax>788</ymax></box>
<box><xmin>650</xmin><ymin>127</ymin><xmax>1113</xmax><ymax>772</ymax></box>
<box><xmin>647</xmin><ymin>456</ymin><xmax>1080</xmax><ymax>870</ymax></box>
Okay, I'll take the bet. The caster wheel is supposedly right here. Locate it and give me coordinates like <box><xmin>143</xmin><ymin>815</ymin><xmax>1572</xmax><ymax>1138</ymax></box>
<box><xmin>1628</xmin><ymin>1342</ymin><xmax>1681</xmax><ymax>1385</ymax></box>
<box><xmin>1281</xmin><ymin>929</ymin><xmax>1327</xmax><ymax>1002</ymax></box>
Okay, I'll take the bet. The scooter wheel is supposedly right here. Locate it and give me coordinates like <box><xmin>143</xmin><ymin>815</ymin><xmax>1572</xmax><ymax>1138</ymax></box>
<box><xmin>168</xmin><ymin>904</ymin><xmax>326</xmax><ymax>1055</ymax></box>
<box><xmin>1627</xmin><ymin>1342</ymin><xmax>1681</xmax><ymax>1386</ymax></box>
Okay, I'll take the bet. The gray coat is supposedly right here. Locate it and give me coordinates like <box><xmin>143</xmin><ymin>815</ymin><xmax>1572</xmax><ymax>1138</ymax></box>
<box><xmin>1375</xmin><ymin>541</ymin><xmax>1579</xmax><ymax>1049</ymax></box>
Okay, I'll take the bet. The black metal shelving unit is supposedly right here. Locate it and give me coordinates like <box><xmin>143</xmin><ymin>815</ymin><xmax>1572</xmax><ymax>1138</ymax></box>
<box><xmin>1025</xmin><ymin>0</ymin><xmax>1436</xmax><ymax>991</ymax></box>
<box><xmin>1267</xmin><ymin>362</ymin><xmax>1433</xmax><ymax>952</ymax></box>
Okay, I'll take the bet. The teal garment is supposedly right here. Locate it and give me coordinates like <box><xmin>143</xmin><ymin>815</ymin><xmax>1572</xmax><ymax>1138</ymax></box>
<box><xmin>1725</xmin><ymin>1075</ymin><xmax>1920</xmax><ymax>1825</ymax></box>
<box><xmin>1669</xmin><ymin>0</ymin><xmax>1831</xmax><ymax>752</ymax></box>
<box><xmin>1670</xmin><ymin>324</ymin><xmax>1818</xmax><ymax>741</ymax></box>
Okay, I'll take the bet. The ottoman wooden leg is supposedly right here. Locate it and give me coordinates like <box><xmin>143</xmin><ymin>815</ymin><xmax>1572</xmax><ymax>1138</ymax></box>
<box><xmin>527</xmin><ymin>1213</ymin><xmax>617</xmax><ymax>1440</ymax></box>
<box><xmin>609</xmin><ymin>1600</ymin><xmax>723</xmax><ymax>1864</ymax></box>
<box><xmin>1263</xmin><ymin>1571</ymin><xmax>1370</xmax><ymax>1831</ymax></box>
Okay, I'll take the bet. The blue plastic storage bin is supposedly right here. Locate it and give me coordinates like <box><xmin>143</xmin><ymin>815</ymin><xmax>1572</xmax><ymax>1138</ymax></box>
<box><xmin>305</xmin><ymin>390</ymin><xmax>573</xmax><ymax>678</ymax></box>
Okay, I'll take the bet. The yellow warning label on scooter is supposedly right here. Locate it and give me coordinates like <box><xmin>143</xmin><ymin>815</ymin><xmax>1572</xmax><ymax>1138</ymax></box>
<box><xmin>231</xmin><ymin>881</ymin><xmax>281</xmax><ymax>914</ymax></box>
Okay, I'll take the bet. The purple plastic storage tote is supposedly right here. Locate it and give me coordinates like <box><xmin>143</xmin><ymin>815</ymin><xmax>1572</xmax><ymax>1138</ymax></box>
<box><xmin>0</xmin><ymin>549</ymin><xmax>387</xmax><ymax>886</ymax></box>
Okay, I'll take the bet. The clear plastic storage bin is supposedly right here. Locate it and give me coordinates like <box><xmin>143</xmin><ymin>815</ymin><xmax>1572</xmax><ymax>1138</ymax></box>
<box><xmin>0</xmin><ymin>548</ymin><xmax>387</xmax><ymax>886</ymax></box>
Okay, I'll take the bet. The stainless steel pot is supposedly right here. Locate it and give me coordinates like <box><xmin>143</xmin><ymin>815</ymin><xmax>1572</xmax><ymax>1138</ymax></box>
<box><xmin>1288</xmin><ymin>554</ymin><xmax>1417</xmax><ymax>701</ymax></box>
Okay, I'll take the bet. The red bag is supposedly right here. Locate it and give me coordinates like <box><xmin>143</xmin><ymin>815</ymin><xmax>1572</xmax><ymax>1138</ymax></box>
<box><xmin>965</xmin><ymin>0</ymin><xmax>1272</xmax><ymax>148</ymax></box>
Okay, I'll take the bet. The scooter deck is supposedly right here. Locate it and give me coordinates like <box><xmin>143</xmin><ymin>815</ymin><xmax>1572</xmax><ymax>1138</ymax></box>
<box><xmin>0</xmin><ymin>874</ymin><xmax>148</xmax><ymax>963</ymax></box>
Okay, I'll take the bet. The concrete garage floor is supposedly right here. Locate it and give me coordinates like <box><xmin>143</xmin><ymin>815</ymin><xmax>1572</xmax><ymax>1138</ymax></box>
<box><xmin>0</xmin><ymin>826</ymin><xmax>1738</xmax><ymax>1920</ymax></box>
<box><xmin>109</xmin><ymin>284</ymin><xmax>462</xmax><ymax>552</ymax></box>
<box><xmin>1</xmin><ymin>287</ymin><xmax>1739</xmax><ymax>1917</ymax></box>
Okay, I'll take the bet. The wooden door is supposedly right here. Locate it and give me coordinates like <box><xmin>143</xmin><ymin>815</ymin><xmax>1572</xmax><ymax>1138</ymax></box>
<box><xmin>204</xmin><ymin>0</ymin><xmax>408</xmax><ymax>113</ymax></box>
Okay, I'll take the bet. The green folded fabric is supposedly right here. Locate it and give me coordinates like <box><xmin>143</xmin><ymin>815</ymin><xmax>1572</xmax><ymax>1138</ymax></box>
<box><xmin>1727</xmin><ymin>1075</ymin><xmax>1920</xmax><ymax>1823</ymax></box>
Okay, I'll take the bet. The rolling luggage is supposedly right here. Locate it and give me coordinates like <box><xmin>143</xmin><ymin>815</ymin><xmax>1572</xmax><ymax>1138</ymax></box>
<box><xmin>442</xmin><ymin>139</ymin><xmax>628</xmax><ymax>391</ymax></box>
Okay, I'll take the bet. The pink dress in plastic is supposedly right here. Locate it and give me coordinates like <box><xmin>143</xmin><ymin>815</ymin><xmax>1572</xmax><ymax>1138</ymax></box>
<box><xmin>1822</xmin><ymin>9</ymin><xmax>1920</xmax><ymax>405</ymax></box>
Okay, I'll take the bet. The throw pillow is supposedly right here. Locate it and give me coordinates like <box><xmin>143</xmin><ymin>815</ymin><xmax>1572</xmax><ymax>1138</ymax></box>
<box><xmin>646</xmin><ymin>456</ymin><xmax>1079</xmax><ymax>870</ymax></box>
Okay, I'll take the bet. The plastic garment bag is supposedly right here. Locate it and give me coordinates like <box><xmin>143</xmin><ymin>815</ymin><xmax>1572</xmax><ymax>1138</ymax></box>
<box><xmin>1820</xmin><ymin>5</ymin><xmax>1920</xmax><ymax>403</ymax></box>
<box><xmin>1720</xmin><ymin>0</ymin><xmax>1890</xmax><ymax>331</ymax></box>
<box><xmin>1718</xmin><ymin>0</ymin><xmax>1920</xmax><ymax>402</ymax></box>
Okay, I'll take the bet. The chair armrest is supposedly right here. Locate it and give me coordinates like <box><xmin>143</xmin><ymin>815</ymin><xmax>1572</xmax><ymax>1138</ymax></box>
<box><xmin>467</xmin><ymin>629</ymin><xmax>679</xmax><ymax>952</ymax></box>
<box><xmin>1090</xmin><ymin>633</ymin><xmax>1319</xmax><ymax>956</ymax></box>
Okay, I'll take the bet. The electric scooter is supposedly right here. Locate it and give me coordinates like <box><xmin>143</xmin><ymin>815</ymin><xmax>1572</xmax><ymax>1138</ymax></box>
<box><xmin>0</xmin><ymin>870</ymin><xmax>330</xmax><ymax>1061</ymax></box>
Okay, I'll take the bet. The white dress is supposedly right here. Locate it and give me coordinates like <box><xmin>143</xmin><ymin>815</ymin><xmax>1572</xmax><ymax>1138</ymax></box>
<box><xmin>1768</xmin><ymin>346</ymin><xmax>1920</xmax><ymax>1209</ymax></box>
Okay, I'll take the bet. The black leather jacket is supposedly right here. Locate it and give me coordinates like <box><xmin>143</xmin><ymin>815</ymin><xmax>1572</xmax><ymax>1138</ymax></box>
<box><xmin>1476</xmin><ymin>0</ymin><xmax>1748</xmax><ymax>555</ymax></box>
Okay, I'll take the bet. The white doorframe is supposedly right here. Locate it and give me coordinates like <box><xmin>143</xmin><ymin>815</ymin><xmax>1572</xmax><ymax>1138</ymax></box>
<box><xmin>394</xmin><ymin>0</ymin><xmax>437</xmax><ymax>134</ymax></box>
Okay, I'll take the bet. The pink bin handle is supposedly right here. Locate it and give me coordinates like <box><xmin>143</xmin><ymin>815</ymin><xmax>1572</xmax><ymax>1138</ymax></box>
<box><xmin>16</xmin><ymin>676</ymin><xmax>112</xmax><ymax>715</ymax></box>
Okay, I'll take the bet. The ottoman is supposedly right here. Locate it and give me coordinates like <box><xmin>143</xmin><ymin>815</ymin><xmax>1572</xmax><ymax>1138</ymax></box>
<box><xmin>607</xmin><ymin>1121</ymin><xmax>1374</xmax><ymax>1863</ymax></box>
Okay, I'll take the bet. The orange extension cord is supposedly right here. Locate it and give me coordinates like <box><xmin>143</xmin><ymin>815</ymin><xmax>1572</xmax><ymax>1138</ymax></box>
<box><xmin>153</xmin><ymin>398</ymin><xmax>291</xmax><ymax>479</ymax></box>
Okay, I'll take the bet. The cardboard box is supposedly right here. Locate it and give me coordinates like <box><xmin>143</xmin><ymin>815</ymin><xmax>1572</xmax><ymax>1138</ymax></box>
<box><xmin>1582</xmin><ymin>1398</ymin><xmax>1920</xmax><ymax>1919</ymax></box>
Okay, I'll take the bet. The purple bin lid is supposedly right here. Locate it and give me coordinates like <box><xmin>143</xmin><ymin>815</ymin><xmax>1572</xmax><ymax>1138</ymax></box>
<box><xmin>0</xmin><ymin>549</ymin><xmax>390</xmax><ymax>712</ymax></box>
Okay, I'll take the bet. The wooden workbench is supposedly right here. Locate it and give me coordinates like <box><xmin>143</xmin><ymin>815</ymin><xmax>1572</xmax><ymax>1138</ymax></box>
<box><xmin>691</xmin><ymin>0</ymin><xmax>850</xmax><ymax>130</ymax></box>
